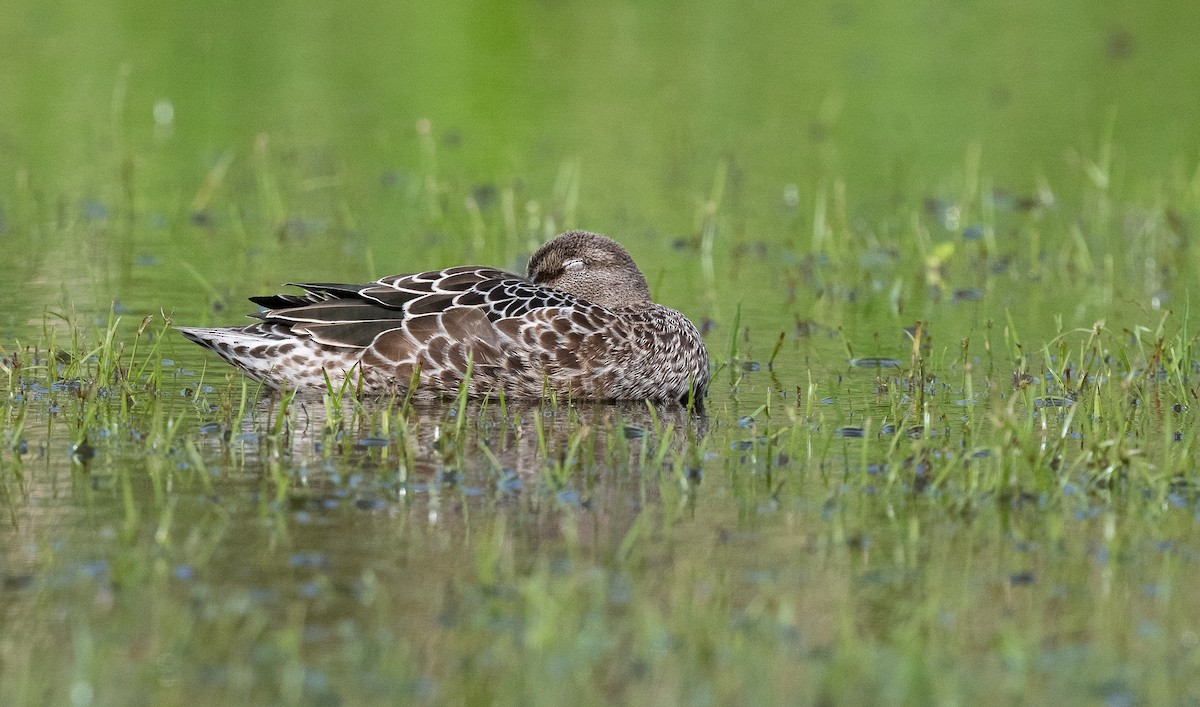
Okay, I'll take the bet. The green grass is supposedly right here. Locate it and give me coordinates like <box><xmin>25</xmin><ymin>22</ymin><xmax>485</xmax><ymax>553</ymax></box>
<box><xmin>4</xmin><ymin>127</ymin><xmax>1200</xmax><ymax>700</ymax></box>
<box><xmin>4</xmin><ymin>204</ymin><xmax>1200</xmax><ymax>703</ymax></box>
<box><xmin>4</xmin><ymin>0</ymin><xmax>1200</xmax><ymax>703</ymax></box>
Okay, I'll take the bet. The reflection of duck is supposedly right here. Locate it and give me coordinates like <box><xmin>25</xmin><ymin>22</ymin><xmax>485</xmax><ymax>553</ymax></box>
<box><xmin>226</xmin><ymin>396</ymin><xmax>707</xmax><ymax>481</ymax></box>
<box><xmin>179</xmin><ymin>231</ymin><xmax>709</xmax><ymax>405</ymax></box>
<box><xmin>211</xmin><ymin>398</ymin><xmax>706</xmax><ymax>557</ymax></box>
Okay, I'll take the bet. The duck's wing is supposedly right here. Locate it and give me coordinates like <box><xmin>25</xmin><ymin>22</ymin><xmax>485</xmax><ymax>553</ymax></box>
<box><xmin>247</xmin><ymin>266</ymin><xmax>583</xmax><ymax>350</ymax></box>
<box><xmin>359</xmin><ymin>294</ymin><xmax>635</xmax><ymax>396</ymax></box>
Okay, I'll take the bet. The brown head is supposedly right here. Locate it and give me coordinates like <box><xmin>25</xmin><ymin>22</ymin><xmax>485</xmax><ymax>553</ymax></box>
<box><xmin>527</xmin><ymin>230</ymin><xmax>652</xmax><ymax>308</ymax></box>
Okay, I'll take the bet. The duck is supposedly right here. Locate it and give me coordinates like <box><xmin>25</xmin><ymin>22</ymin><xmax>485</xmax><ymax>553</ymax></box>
<box><xmin>177</xmin><ymin>230</ymin><xmax>710</xmax><ymax>405</ymax></box>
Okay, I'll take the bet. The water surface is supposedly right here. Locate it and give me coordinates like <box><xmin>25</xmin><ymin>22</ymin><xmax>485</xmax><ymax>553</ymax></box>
<box><xmin>3</xmin><ymin>0</ymin><xmax>1200</xmax><ymax>703</ymax></box>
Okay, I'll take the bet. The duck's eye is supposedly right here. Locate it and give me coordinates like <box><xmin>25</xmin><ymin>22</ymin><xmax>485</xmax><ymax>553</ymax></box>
<box><xmin>564</xmin><ymin>258</ymin><xmax>585</xmax><ymax>272</ymax></box>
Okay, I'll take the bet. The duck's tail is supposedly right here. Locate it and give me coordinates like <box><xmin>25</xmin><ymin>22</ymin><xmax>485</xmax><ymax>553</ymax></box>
<box><xmin>176</xmin><ymin>325</ymin><xmax>288</xmax><ymax>389</ymax></box>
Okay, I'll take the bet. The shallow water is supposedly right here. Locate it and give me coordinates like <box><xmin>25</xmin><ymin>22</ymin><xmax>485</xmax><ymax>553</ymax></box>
<box><xmin>3</xmin><ymin>0</ymin><xmax>1200</xmax><ymax>704</ymax></box>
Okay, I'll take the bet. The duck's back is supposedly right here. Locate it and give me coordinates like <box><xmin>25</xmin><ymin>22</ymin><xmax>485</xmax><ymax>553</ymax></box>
<box><xmin>179</xmin><ymin>268</ymin><xmax>708</xmax><ymax>404</ymax></box>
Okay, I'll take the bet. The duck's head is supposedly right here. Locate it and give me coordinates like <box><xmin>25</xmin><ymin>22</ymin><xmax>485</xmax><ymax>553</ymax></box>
<box><xmin>527</xmin><ymin>230</ymin><xmax>652</xmax><ymax>309</ymax></box>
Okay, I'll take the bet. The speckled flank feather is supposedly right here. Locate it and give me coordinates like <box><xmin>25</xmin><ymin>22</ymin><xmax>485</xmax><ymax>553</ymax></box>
<box><xmin>178</xmin><ymin>230</ymin><xmax>710</xmax><ymax>404</ymax></box>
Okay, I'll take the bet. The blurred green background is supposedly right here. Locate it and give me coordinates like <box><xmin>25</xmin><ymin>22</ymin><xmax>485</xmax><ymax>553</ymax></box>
<box><xmin>4</xmin><ymin>3</ymin><xmax>1200</xmax><ymax>704</ymax></box>
<box><xmin>4</xmin><ymin>0</ymin><xmax>1196</xmax><ymax>226</ymax></box>
<box><xmin>3</xmin><ymin>0</ymin><xmax>1198</xmax><ymax>349</ymax></box>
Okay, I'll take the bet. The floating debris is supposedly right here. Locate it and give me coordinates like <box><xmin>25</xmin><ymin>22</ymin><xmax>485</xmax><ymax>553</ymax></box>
<box><xmin>851</xmin><ymin>357</ymin><xmax>902</xmax><ymax>368</ymax></box>
<box><xmin>496</xmin><ymin>471</ymin><xmax>523</xmax><ymax>493</ymax></box>
<box><xmin>355</xmin><ymin>437</ymin><xmax>391</xmax><ymax>448</ymax></box>
<box><xmin>69</xmin><ymin>440</ymin><xmax>96</xmax><ymax>464</ymax></box>
<box><xmin>1009</xmin><ymin>572</ymin><xmax>1036</xmax><ymax>586</ymax></box>
<box><xmin>288</xmin><ymin>553</ymin><xmax>328</xmax><ymax>569</ymax></box>
<box><xmin>962</xmin><ymin>225</ymin><xmax>986</xmax><ymax>241</ymax></box>
<box><xmin>1034</xmin><ymin>397</ymin><xmax>1074</xmax><ymax>408</ymax></box>
<box><xmin>556</xmin><ymin>490</ymin><xmax>583</xmax><ymax>507</ymax></box>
